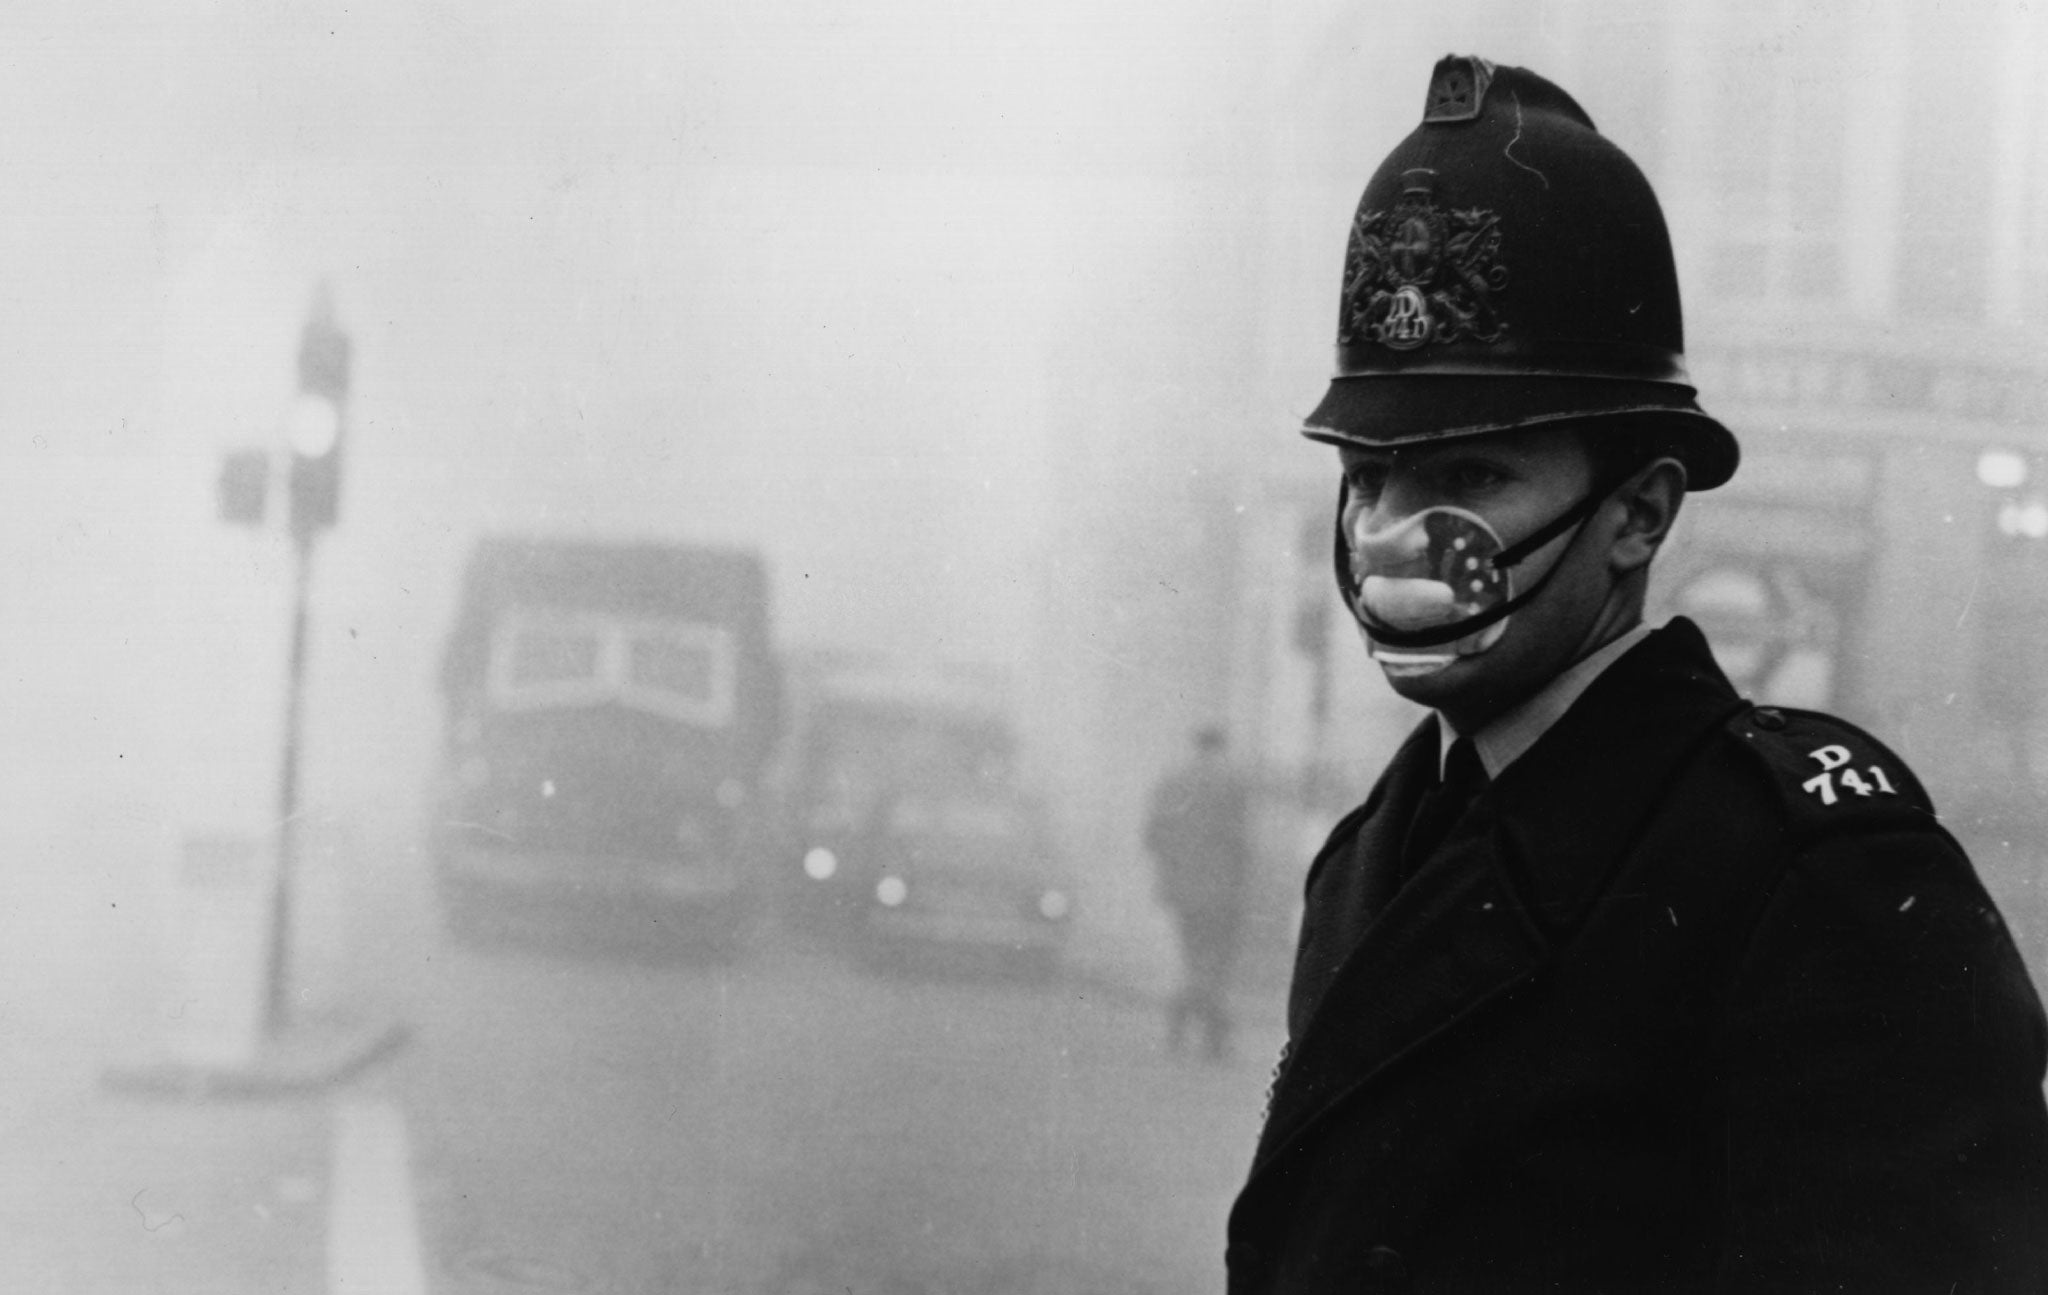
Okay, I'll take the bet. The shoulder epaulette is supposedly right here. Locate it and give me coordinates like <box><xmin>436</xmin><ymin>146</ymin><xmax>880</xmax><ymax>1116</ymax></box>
<box><xmin>1724</xmin><ymin>703</ymin><xmax>1938</xmax><ymax>839</ymax></box>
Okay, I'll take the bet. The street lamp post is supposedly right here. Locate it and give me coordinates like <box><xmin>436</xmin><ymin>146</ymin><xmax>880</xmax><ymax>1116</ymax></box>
<box><xmin>264</xmin><ymin>288</ymin><xmax>350</xmax><ymax>1038</ymax></box>
<box><xmin>112</xmin><ymin>283</ymin><xmax>410</xmax><ymax>1095</ymax></box>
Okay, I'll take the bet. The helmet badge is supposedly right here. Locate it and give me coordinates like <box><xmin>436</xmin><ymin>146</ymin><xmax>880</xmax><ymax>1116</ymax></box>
<box><xmin>1340</xmin><ymin>169</ymin><xmax>1509</xmax><ymax>353</ymax></box>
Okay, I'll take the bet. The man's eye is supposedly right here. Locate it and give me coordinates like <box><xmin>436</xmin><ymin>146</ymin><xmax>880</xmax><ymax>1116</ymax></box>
<box><xmin>1344</xmin><ymin>465</ymin><xmax>1388</xmax><ymax>498</ymax></box>
<box><xmin>1443</xmin><ymin>463</ymin><xmax>1507</xmax><ymax>492</ymax></box>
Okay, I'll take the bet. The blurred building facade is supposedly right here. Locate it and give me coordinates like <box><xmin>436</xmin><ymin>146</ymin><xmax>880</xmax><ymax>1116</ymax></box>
<box><xmin>1033</xmin><ymin>1</ymin><xmax>2048</xmax><ymax>986</ymax></box>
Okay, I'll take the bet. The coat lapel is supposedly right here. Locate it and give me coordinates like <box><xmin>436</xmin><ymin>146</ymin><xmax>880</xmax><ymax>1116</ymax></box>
<box><xmin>1324</xmin><ymin>723</ymin><xmax>1438</xmax><ymax>949</ymax></box>
<box><xmin>1279</xmin><ymin>719</ymin><xmax>1438</xmax><ymax>1046</ymax></box>
<box><xmin>1250</xmin><ymin>619</ymin><xmax>1744</xmax><ymax>1178</ymax></box>
<box><xmin>1253</xmin><ymin>786</ymin><xmax>1546</xmax><ymax>1170</ymax></box>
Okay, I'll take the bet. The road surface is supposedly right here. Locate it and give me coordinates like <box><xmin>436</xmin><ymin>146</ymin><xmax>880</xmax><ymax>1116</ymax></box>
<box><xmin>0</xmin><ymin>822</ymin><xmax>1286</xmax><ymax>1294</ymax></box>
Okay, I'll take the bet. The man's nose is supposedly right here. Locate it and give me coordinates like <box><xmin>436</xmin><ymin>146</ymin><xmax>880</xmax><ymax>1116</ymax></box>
<box><xmin>1349</xmin><ymin>474</ymin><xmax>1433</xmax><ymax>539</ymax></box>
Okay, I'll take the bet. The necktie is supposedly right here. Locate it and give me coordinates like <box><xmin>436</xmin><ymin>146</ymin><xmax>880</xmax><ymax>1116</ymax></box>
<box><xmin>1401</xmin><ymin>736</ymin><xmax>1488</xmax><ymax>878</ymax></box>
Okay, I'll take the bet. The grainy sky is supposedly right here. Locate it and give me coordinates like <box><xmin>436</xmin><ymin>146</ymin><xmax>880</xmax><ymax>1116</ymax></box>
<box><xmin>4</xmin><ymin>1</ymin><xmax>1958</xmax><ymax>840</ymax></box>
<box><xmin>0</xmin><ymin>1</ymin><xmax>1435</xmax><ymax>837</ymax></box>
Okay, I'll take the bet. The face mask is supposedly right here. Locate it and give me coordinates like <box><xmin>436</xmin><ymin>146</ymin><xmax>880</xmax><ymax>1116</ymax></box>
<box><xmin>1348</xmin><ymin>504</ymin><xmax>1512</xmax><ymax>674</ymax></box>
<box><xmin>1332</xmin><ymin>477</ymin><xmax>1614</xmax><ymax>676</ymax></box>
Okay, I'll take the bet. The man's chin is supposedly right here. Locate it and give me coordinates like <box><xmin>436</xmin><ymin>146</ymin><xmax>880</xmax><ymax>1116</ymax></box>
<box><xmin>1376</xmin><ymin>655</ymin><xmax>1457</xmax><ymax>682</ymax></box>
<box><xmin>1376</xmin><ymin>643</ymin><xmax>1549</xmax><ymax>729</ymax></box>
<box><xmin>1377</xmin><ymin>653</ymin><xmax>1473</xmax><ymax>702</ymax></box>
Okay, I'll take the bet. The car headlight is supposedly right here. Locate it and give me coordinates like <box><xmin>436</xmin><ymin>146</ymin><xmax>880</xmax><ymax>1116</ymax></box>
<box><xmin>803</xmin><ymin>847</ymin><xmax>838</xmax><ymax>881</ymax></box>
<box><xmin>876</xmin><ymin>875</ymin><xmax>908</xmax><ymax>907</ymax></box>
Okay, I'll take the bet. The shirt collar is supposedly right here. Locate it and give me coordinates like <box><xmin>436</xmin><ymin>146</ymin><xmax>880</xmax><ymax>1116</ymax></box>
<box><xmin>1438</xmin><ymin>621</ymin><xmax>1657</xmax><ymax>779</ymax></box>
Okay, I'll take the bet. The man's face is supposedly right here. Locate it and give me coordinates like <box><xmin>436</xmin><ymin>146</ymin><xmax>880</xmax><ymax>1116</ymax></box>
<box><xmin>1339</xmin><ymin>427</ymin><xmax>1619</xmax><ymax>725</ymax></box>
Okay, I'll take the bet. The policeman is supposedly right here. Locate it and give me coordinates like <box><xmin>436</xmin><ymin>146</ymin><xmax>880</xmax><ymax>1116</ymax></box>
<box><xmin>1226</xmin><ymin>56</ymin><xmax>2048</xmax><ymax>1293</ymax></box>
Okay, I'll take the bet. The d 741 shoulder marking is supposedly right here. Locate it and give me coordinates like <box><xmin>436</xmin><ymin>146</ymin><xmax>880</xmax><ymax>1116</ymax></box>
<box><xmin>1801</xmin><ymin>742</ymin><xmax>1901</xmax><ymax>806</ymax></box>
<box><xmin>1727</xmin><ymin>705</ymin><xmax>1934</xmax><ymax>838</ymax></box>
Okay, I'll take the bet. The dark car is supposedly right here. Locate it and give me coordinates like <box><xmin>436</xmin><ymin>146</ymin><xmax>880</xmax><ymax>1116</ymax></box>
<box><xmin>430</xmin><ymin>537</ymin><xmax>782</xmax><ymax>952</ymax></box>
<box><xmin>854</xmin><ymin>787</ymin><xmax>1072</xmax><ymax>975</ymax></box>
<box><xmin>774</xmin><ymin>664</ymin><xmax>1020</xmax><ymax>939</ymax></box>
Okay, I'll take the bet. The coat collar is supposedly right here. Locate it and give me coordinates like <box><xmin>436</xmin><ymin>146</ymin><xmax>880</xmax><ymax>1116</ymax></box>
<box><xmin>1487</xmin><ymin>617</ymin><xmax>1745</xmax><ymax>931</ymax></box>
<box><xmin>1249</xmin><ymin>618</ymin><xmax>1743</xmax><ymax>1178</ymax></box>
<box><xmin>1450</xmin><ymin>622</ymin><xmax>1654</xmax><ymax>779</ymax></box>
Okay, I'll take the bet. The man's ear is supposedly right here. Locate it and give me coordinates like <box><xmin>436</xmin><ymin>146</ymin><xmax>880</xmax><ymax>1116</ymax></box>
<box><xmin>1607</xmin><ymin>457</ymin><xmax>1687</xmax><ymax>575</ymax></box>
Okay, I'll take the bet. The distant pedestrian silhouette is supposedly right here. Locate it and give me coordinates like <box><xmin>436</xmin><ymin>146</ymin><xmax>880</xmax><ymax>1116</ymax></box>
<box><xmin>1145</xmin><ymin>726</ymin><xmax>1252</xmax><ymax>1061</ymax></box>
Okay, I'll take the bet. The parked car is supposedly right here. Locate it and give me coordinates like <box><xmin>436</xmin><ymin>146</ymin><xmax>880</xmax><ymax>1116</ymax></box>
<box><xmin>854</xmin><ymin>786</ymin><xmax>1072</xmax><ymax>975</ymax></box>
<box><xmin>773</xmin><ymin>660</ymin><xmax>1020</xmax><ymax>939</ymax></box>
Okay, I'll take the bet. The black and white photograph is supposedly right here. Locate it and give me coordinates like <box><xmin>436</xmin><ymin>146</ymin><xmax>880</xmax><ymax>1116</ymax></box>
<box><xmin>4</xmin><ymin>2</ymin><xmax>2046</xmax><ymax>1291</ymax></box>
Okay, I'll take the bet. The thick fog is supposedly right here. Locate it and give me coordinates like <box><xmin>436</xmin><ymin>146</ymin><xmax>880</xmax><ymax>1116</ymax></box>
<box><xmin>2</xmin><ymin>2</ymin><xmax>2043</xmax><ymax>1291</ymax></box>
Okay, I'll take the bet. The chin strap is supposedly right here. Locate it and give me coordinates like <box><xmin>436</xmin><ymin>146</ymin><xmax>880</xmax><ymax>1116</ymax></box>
<box><xmin>1331</xmin><ymin>472</ymin><xmax>1623</xmax><ymax>651</ymax></box>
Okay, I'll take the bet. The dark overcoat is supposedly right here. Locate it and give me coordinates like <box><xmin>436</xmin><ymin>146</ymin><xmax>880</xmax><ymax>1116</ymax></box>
<box><xmin>1227</xmin><ymin>619</ymin><xmax>2048</xmax><ymax>1293</ymax></box>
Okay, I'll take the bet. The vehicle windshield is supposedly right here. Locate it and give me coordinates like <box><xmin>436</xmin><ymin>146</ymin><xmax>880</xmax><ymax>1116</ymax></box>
<box><xmin>489</xmin><ymin>612</ymin><xmax>736</xmax><ymax>725</ymax></box>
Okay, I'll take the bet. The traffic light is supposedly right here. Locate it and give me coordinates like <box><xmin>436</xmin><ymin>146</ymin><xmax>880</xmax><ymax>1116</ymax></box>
<box><xmin>287</xmin><ymin>290</ymin><xmax>350</xmax><ymax>539</ymax></box>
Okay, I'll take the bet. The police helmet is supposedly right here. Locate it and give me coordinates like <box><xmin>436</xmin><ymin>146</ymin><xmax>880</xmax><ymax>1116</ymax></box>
<box><xmin>1303</xmin><ymin>56</ymin><xmax>1739</xmax><ymax>491</ymax></box>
